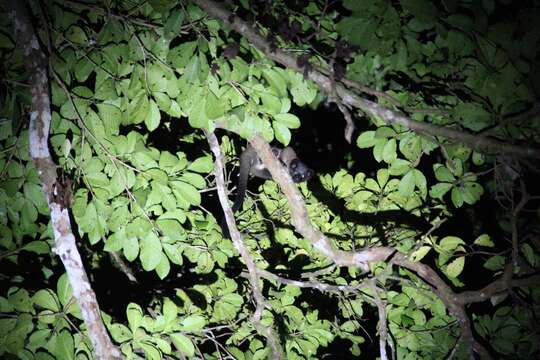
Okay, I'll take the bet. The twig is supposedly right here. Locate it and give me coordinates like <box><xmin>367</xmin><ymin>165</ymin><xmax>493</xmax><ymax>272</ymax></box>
<box><xmin>109</xmin><ymin>251</ymin><xmax>138</xmax><ymax>283</ymax></box>
<box><xmin>370</xmin><ymin>283</ymin><xmax>389</xmax><ymax>360</ymax></box>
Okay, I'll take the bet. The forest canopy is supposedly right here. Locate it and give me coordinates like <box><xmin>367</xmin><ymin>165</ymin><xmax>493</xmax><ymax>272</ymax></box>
<box><xmin>1</xmin><ymin>0</ymin><xmax>540</xmax><ymax>359</ymax></box>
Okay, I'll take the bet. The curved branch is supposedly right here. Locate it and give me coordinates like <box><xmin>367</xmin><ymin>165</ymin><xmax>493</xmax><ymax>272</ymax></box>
<box><xmin>6</xmin><ymin>1</ymin><xmax>122</xmax><ymax>359</ymax></box>
<box><xmin>192</xmin><ymin>0</ymin><xmax>540</xmax><ymax>159</ymax></box>
<box><xmin>205</xmin><ymin>131</ymin><xmax>282</xmax><ymax>359</ymax></box>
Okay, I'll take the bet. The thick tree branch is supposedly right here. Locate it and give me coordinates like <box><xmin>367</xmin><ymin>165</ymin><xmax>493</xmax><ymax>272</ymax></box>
<box><xmin>205</xmin><ymin>130</ymin><xmax>282</xmax><ymax>359</ymax></box>
<box><xmin>457</xmin><ymin>272</ymin><xmax>540</xmax><ymax>305</ymax></box>
<box><xmin>6</xmin><ymin>1</ymin><xmax>122</xmax><ymax>359</ymax></box>
<box><xmin>192</xmin><ymin>0</ymin><xmax>540</xmax><ymax>159</ymax></box>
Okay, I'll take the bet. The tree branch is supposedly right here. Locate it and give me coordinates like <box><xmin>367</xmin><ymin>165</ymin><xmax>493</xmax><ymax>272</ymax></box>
<box><xmin>6</xmin><ymin>1</ymin><xmax>122</xmax><ymax>359</ymax></box>
<box><xmin>191</xmin><ymin>0</ymin><xmax>540</xmax><ymax>159</ymax></box>
<box><xmin>370</xmin><ymin>284</ymin><xmax>390</xmax><ymax>360</ymax></box>
<box><xmin>205</xmin><ymin>130</ymin><xmax>282</xmax><ymax>359</ymax></box>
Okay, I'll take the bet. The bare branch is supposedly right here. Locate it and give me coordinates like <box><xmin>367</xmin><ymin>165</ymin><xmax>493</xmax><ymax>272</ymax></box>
<box><xmin>246</xmin><ymin>268</ymin><xmax>370</xmax><ymax>293</ymax></box>
<box><xmin>370</xmin><ymin>284</ymin><xmax>389</xmax><ymax>360</ymax></box>
<box><xmin>204</xmin><ymin>130</ymin><xmax>282</xmax><ymax>359</ymax></box>
<box><xmin>109</xmin><ymin>251</ymin><xmax>138</xmax><ymax>283</ymax></box>
<box><xmin>335</xmin><ymin>102</ymin><xmax>355</xmax><ymax>144</ymax></box>
<box><xmin>6</xmin><ymin>1</ymin><xmax>122</xmax><ymax>359</ymax></box>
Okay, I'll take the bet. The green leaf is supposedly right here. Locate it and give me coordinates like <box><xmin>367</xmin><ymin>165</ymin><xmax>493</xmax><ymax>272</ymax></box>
<box><xmin>446</xmin><ymin>158</ymin><xmax>463</xmax><ymax>177</ymax></box>
<box><xmin>155</xmin><ymin>255</ymin><xmax>170</xmax><ymax>279</ymax></box>
<box><xmin>97</xmin><ymin>103</ymin><xmax>121</xmax><ymax>135</ymax></box>
<box><xmin>356</xmin><ymin>131</ymin><xmax>376</xmax><ymax>148</ymax></box>
<box><xmin>196</xmin><ymin>252</ymin><xmax>214</xmax><ymax>274</ymax></box>
<box><xmin>205</xmin><ymin>90</ymin><xmax>226</xmax><ymax>120</ymax></box>
<box><xmin>483</xmin><ymin>255</ymin><xmax>505</xmax><ymax>271</ymax></box>
<box><xmin>262</xmin><ymin>68</ymin><xmax>287</xmax><ymax>97</ymax></box>
<box><xmin>401</xmin><ymin>0</ymin><xmax>439</xmax><ymax>23</ymax></box>
<box><xmin>260</xmin><ymin>93</ymin><xmax>282</xmax><ymax>114</ymax></box>
<box><xmin>454</xmin><ymin>102</ymin><xmax>492</xmax><ymax>131</ymax></box>
<box><xmin>139</xmin><ymin>342</ymin><xmax>161</xmax><ymax>360</ymax></box>
<box><xmin>168</xmin><ymin>42</ymin><xmax>197</xmax><ymax>69</ymax></box>
<box><xmin>451</xmin><ymin>187</ymin><xmax>463</xmax><ymax>207</ymax></box>
<box><xmin>180</xmin><ymin>315</ymin><xmax>206</xmax><ymax>331</ymax></box>
<box><xmin>164</xmin><ymin>9</ymin><xmax>185</xmax><ymax>39</ymax></box>
<box><xmin>188</xmin><ymin>95</ymin><xmax>208</xmax><ymax>129</ymax></box>
<box><xmin>389</xmin><ymin>158</ymin><xmax>411</xmax><ymax>176</ymax></box>
<box><xmin>32</xmin><ymin>289</ymin><xmax>59</xmax><ymax>312</ymax></box>
<box><xmin>434</xmin><ymin>164</ymin><xmax>455</xmax><ymax>182</ymax></box>
<box><xmin>105</xmin><ymin>230</ymin><xmax>125</xmax><ymax>252</ymax></box>
<box><xmin>154</xmin><ymin>92</ymin><xmax>172</xmax><ymax>113</ymax></box>
<box><xmin>171</xmin><ymin>180</ymin><xmax>201</xmax><ymax>206</ymax></box>
<box><xmin>109</xmin><ymin>323</ymin><xmax>132</xmax><ymax>343</ymax></box>
<box><xmin>462</xmin><ymin>182</ymin><xmax>483</xmax><ymax>204</ymax></box>
<box><xmin>184</xmin><ymin>55</ymin><xmax>201</xmax><ymax>83</ymax></box>
<box><xmin>399</xmin><ymin>170</ymin><xmax>415</xmax><ymax>196</ymax></box>
<box><xmin>145</xmin><ymin>100</ymin><xmax>161</xmax><ymax>131</ymax></box>
<box><xmin>180</xmin><ymin>172</ymin><xmax>206</xmax><ymax>189</ymax></box>
<box><xmin>159</xmin><ymin>151</ymin><xmax>180</xmax><ymax>170</ymax></box>
<box><xmin>274</xmin><ymin>113</ymin><xmax>301</xmax><ymax>129</ymax></box>
<box><xmin>188</xmin><ymin>156</ymin><xmax>214</xmax><ymax>173</ymax></box>
<box><xmin>375</xmin><ymin>127</ymin><xmax>396</xmax><ymax>139</ymax></box>
<box><xmin>7</xmin><ymin>161</ymin><xmax>24</xmax><ymax>178</ymax></box>
<box><xmin>22</xmin><ymin>241</ymin><xmax>50</xmax><ymax>254</ymax></box>
<box><xmin>229</xmin><ymin>58</ymin><xmax>249</xmax><ymax>82</ymax></box>
<box><xmin>289</xmin><ymin>71</ymin><xmax>317</xmax><ymax>106</ymax></box>
<box><xmin>439</xmin><ymin>236</ymin><xmax>465</xmax><ymax>252</ymax></box>
<box><xmin>53</xmin><ymin>330</ymin><xmax>75</xmax><ymax>360</ymax></box>
<box><xmin>410</xmin><ymin>246</ymin><xmax>431</xmax><ymax>262</ymax></box>
<box><xmin>170</xmin><ymin>333</ymin><xmax>195</xmax><ymax>356</ymax></box>
<box><xmin>163</xmin><ymin>298</ymin><xmax>178</xmax><ymax>323</ymax></box>
<box><xmin>413</xmin><ymin>169</ymin><xmax>427</xmax><ymax>195</ymax></box>
<box><xmin>399</xmin><ymin>134</ymin><xmax>422</xmax><ymax>161</ymax></box>
<box><xmin>382</xmin><ymin>139</ymin><xmax>397</xmax><ymax>163</ymax></box>
<box><xmin>127</xmin><ymin>93</ymin><xmax>150</xmax><ymax>124</ymax></box>
<box><xmin>28</xmin><ymin>329</ymin><xmax>51</xmax><ymax>352</ymax></box>
<box><xmin>123</xmin><ymin>236</ymin><xmax>139</xmax><ymax>262</ymax></box>
<box><xmin>163</xmin><ymin>243</ymin><xmax>183</xmax><ymax>265</ymax></box>
<box><xmin>376</xmin><ymin>169</ymin><xmax>389</xmax><ymax>187</ymax></box>
<box><xmin>445</xmin><ymin>256</ymin><xmax>465</xmax><ymax>278</ymax></box>
<box><xmin>521</xmin><ymin>244</ymin><xmax>536</xmax><ymax>267</ymax></box>
<box><xmin>474</xmin><ymin>234</ymin><xmax>494</xmax><ymax>247</ymax></box>
<box><xmin>57</xmin><ymin>274</ymin><xmax>74</xmax><ymax>309</ymax></box>
<box><xmin>23</xmin><ymin>183</ymin><xmax>48</xmax><ymax>213</ymax></box>
<box><xmin>127</xmin><ymin>303</ymin><xmax>143</xmax><ymax>331</ymax></box>
<box><xmin>273</xmin><ymin>121</ymin><xmax>292</xmax><ymax>146</ymax></box>
<box><xmin>74</xmin><ymin>57</ymin><xmax>93</xmax><ymax>82</ymax></box>
<box><xmin>429</xmin><ymin>182</ymin><xmax>452</xmax><ymax>199</ymax></box>
<box><xmin>140</xmin><ymin>232</ymin><xmax>163</xmax><ymax>271</ymax></box>
<box><xmin>132</xmin><ymin>151</ymin><xmax>159</xmax><ymax>170</ymax></box>
<box><xmin>472</xmin><ymin>151</ymin><xmax>485</xmax><ymax>165</ymax></box>
<box><xmin>157</xmin><ymin>219</ymin><xmax>184</xmax><ymax>240</ymax></box>
<box><xmin>65</xmin><ymin>26</ymin><xmax>88</xmax><ymax>44</ymax></box>
<box><xmin>8</xmin><ymin>288</ymin><xmax>33</xmax><ymax>313</ymax></box>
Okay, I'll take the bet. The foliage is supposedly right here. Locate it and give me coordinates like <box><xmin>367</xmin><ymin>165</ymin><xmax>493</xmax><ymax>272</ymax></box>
<box><xmin>1</xmin><ymin>0</ymin><xmax>539</xmax><ymax>359</ymax></box>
